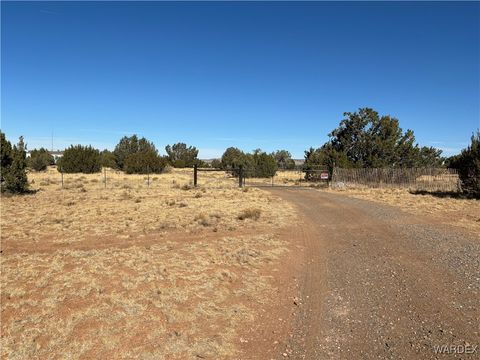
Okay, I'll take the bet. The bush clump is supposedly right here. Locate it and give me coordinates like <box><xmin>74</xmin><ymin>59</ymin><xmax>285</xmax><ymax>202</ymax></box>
<box><xmin>448</xmin><ymin>130</ymin><xmax>480</xmax><ymax>198</ymax></box>
<box><xmin>237</xmin><ymin>208</ymin><xmax>261</xmax><ymax>221</ymax></box>
<box><xmin>1</xmin><ymin>132</ymin><xmax>29</xmax><ymax>193</ymax></box>
<box><xmin>57</xmin><ymin>145</ymin><xmax>101</xmax><ymax>173</ymax></box>
<box><xmin>123</xmin><ymin>151</ymin><xmax>167</xmax><ymax>174</ymax></box>
<box><xmin>114</xmin><ymin>135</ymin><xmax>167</xmax><ymax>174</ymax></box>
<box><xmin>220</xmin><ymin>147</ymin><xmax>278</xmax><ymax>178</ymax></box>
<box><xmin>165</xmin><ymin>142</ymin><xmax>199</xmax><ymax>168</ymax></box>
<box><xmin>28</xmin><ymin>148</ymin><xmax>55</xmax><ymax>171</ymax></box>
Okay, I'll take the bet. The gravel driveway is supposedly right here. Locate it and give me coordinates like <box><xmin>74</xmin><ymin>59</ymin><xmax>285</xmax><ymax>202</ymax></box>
<box><xmin>268</xmin><ymin>189</ymin><xmax>479</xmax><ymax>359</ymax></box>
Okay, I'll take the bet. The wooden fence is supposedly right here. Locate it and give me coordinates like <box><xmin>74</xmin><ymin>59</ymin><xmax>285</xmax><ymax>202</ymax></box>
<box><xmin>331</xmin><ymin>167</ymin><xmax>461</xmax><ymax>192</ymax></box>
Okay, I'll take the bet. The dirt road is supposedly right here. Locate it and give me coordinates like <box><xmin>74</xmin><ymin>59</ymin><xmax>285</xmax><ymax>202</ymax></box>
<box><xmin>268</xmin><ymin>189</ymin><xmax>479</xmax><ymax>359</ymax></box>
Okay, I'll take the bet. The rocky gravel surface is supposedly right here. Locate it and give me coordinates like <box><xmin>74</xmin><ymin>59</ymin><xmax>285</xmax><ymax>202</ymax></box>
<box><xmin>269</xmin><ymin>189</ymin><xmax>479</xmax><ymax>360</ymax></box>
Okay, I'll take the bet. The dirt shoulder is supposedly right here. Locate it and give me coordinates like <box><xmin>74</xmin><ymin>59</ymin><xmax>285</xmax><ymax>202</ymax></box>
<box><xmin>267</xmin><ymin>188</ymin><xmax>479</xmax><ymax>359</ymax></box>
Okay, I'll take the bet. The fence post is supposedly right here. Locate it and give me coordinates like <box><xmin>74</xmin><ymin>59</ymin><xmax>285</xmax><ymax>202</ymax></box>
<box><xmin>194</xmin><ymin>164</ymin><xmax>198</xmax><ymax>187</ymax></box>
<box><xmin>104</xmin><ymin>167</ymin><xmax>107</xmax><ymax>189</ymax></box>
<box><xmin>238</xmin><ymin>165</ymin><xmax>243</xmax><ymax>188</ymax></box>
<box><xmin>147</xmin><ymin>166</ymin><xmax>150</xmax><ymax>188</ymax></box>
<box><xmin>61</xmin><ymin>171</ymin><xmax>64</xmax><ymax>188</ymax></box>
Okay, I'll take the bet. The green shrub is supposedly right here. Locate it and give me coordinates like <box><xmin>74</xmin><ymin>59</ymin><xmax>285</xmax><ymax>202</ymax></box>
<box><xmin>28</xmin><ymin>148</ymin><xmax>54</xmax><ymax>171</ymax></box>
<box><xmin>1</xmin><ymin>131</ymin><xmax>13</xmax><ymax>182</ymax></box>
<box><xmin>220</xmin><ymin>148</ymin><xmax>277</xmax><ymax>178</ymax></box>
<box><xmin>100</xmin><ymin>149</ymin><xmax>116</xmax><ymax>168</ymax></box>
<box><xmin>57</xmin><ymin>145</ymin><xmax>101</xmax><ymax>174</ymax></box>
<box><xmin>172</xmin><ymin>159</ymin><xmax>186</xmax><ymax>168</ymax></box>
<box><xmin>165</xmin><ymin>143</ymin><xmax>199</xmax><ymax>168</ymax></box>
<box><xmin>210</xmin><ymin>159</ymin><xmax>222</xmax><ymax>169</ymax></box>
<box><xmin>195</xmin><ymin>159</ymin><xmax>211</xmax><ymax>168</ymax></box>
<box><xmin>251</xmin><ymin>151</ymin><xmax>277</xmax><ymax>178</ymax></box>
<box><xmin>1</xmin><ymin>133</ymin><xmax>29</xmax><ymax>193</ymax></box>
<box><xmin>448</xmin><ymin>130</ymin><xmax>480</xmax><ymax>198</ymax></box>
<box><xmin>273</xmin><ymin>150</ymin><xmax>296</xmax><ymax>170</ymax></box>
<box><xmin>113</xmin><ymin>135</ymin><xmax>166</xmax><ymax>173</ymax></box>
<box><xmin>221</xmin><ymin>147</ymin><xmax>245</xmax><ymax>169</ymax></box>
<box><xmin>123</xmin><ymin>151</ymin><xmax>167</xmax><ymax>174</ymax></box>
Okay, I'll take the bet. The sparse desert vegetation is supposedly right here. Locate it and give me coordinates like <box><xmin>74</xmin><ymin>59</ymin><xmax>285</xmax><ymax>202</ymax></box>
<box><xmin>2</xmin><ymin>2</ymin><xmax>479</xmax><ymax>358</ymax></box>
<box><xmin>1</xmin><ymin>167</ymin><xmax>297</xmax><ymax>359</ymax></box>
<box><xmin>1</xmin><ymin>168</ymin><xmax>295</xmax><ymax>249</ymax></box>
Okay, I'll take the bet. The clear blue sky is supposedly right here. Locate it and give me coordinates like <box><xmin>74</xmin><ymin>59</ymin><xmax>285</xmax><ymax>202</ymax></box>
<box><xmin>2</xmin><ymin>1</ymin><xmax>479</xmax><ymax>158</ymax></box>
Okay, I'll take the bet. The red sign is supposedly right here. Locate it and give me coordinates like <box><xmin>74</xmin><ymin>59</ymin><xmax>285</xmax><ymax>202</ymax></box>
<box><xmin>320</xmin><ymin>172</ymin><xmax>329</xmax><ymax>180</ymax></box>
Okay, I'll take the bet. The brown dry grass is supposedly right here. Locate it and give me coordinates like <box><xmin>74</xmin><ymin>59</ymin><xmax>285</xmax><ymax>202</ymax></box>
<box><xmin>1</xmin><ymin>234</ymin><xmax>287</xmax><ymax>359</ymax></box>
<box><xmin>329</xmin><ymin>187</ymin><xmax>480</xmax><ymax>233</ymax></box>
<box><xmin>246</xmin><ymin>170</ymin><xmax>326</xmax><ymax>187</ymax></box>
<box><xmin>1</xmin><ymin>167</ymin><xmax>296</xmax><ymax>247</ymax></box>
<box><xmin>0</xmin><ymin>167</ymin><xmax>297</xmax><ymax>359</ymax></box>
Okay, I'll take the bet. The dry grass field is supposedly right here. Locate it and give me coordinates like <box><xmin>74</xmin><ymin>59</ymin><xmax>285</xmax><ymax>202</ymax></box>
<box><xmin>1</xmin><ymin>167</ymin><xmax>297</xmax><ymax>359</ymax></box>
<box><xmin>329</xmin><ymin>187</ymin><xmax>480</xmax><ymax>233</ymax></box>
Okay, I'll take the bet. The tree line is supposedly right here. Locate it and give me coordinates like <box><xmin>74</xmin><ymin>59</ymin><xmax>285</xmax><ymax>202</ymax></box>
<box><xmin>32</xmin><ymin>135</ymin><xmax>292</xmax><ymax>178</ymax></box>
<box><xmin>1</xmin><ymin>107</ymin><xmax>478</xmax><ymax>196</ymax></box>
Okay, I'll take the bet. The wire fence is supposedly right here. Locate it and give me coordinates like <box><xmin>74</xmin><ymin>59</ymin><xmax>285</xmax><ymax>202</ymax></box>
<box><xmin>331</xmin><ymin>167</ymin><xmax>461</xmax><ymax>192</ymax></box>
<box><xmin>30</xmin><ymin>166</ymin><xmax>461</xmax><ymax>193</ymax></box>
<box><xmin>28</xmin><ymin>166</ymin><xmax>239</xmax><ymax>192</ymax></box>
<box><xmin>194</xmin><ymin>167</ymin><xmax>240</xmax><ymax>189</ymax></box>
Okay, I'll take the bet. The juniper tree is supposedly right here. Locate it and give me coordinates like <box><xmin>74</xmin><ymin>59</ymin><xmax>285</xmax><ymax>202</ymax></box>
<box><xmin>305</xmin><ymin>108</ymin><xmax>443</xmax><ymax>172</ymax></box>
<box><xmin>165</xmin><ymin>143</ymin><xmax>199</xmax><ymax>168</ymax></box>
<box><xmin>2</xmin><ymin>135</ymin><xmax>29</xmax><ymax>193</ymax></box>
<box><xmin>57</xmin><ymin>145</ymin><xmax>101</xmax><ymax>173</ymax></box>
<box><xmin>28</xmin><ymin>148</ymin><xmax>54</xmax><ymax>171</ymax></box>
<box><xmin>448</xmin><ymin>130</ymin><xmax>480</xmax><ymax>197</ymax></box>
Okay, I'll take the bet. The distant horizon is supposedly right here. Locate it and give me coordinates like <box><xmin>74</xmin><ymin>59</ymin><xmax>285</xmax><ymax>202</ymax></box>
<box><xmin>12</xmin><ymin>122</ymin><xmax>479</xmax><ymax>160</ymax></box>
<box><xmin>2</xmin><ymin>1</ymin><xmax>479</xmax><ymax>158</ymax></box>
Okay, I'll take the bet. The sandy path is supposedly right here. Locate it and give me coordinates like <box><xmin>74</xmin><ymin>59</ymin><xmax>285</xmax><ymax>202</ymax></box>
<box><xmin>267</xmin><ymin>189</ymin><xmax>479</xmax><ymax>359</ymax></box>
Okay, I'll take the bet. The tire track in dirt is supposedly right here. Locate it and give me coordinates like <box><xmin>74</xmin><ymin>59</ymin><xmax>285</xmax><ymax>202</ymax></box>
<box><xmin>267</xmin><ymin>188</ymin><xmax>479</xmax><ymax>360</ymax></box>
